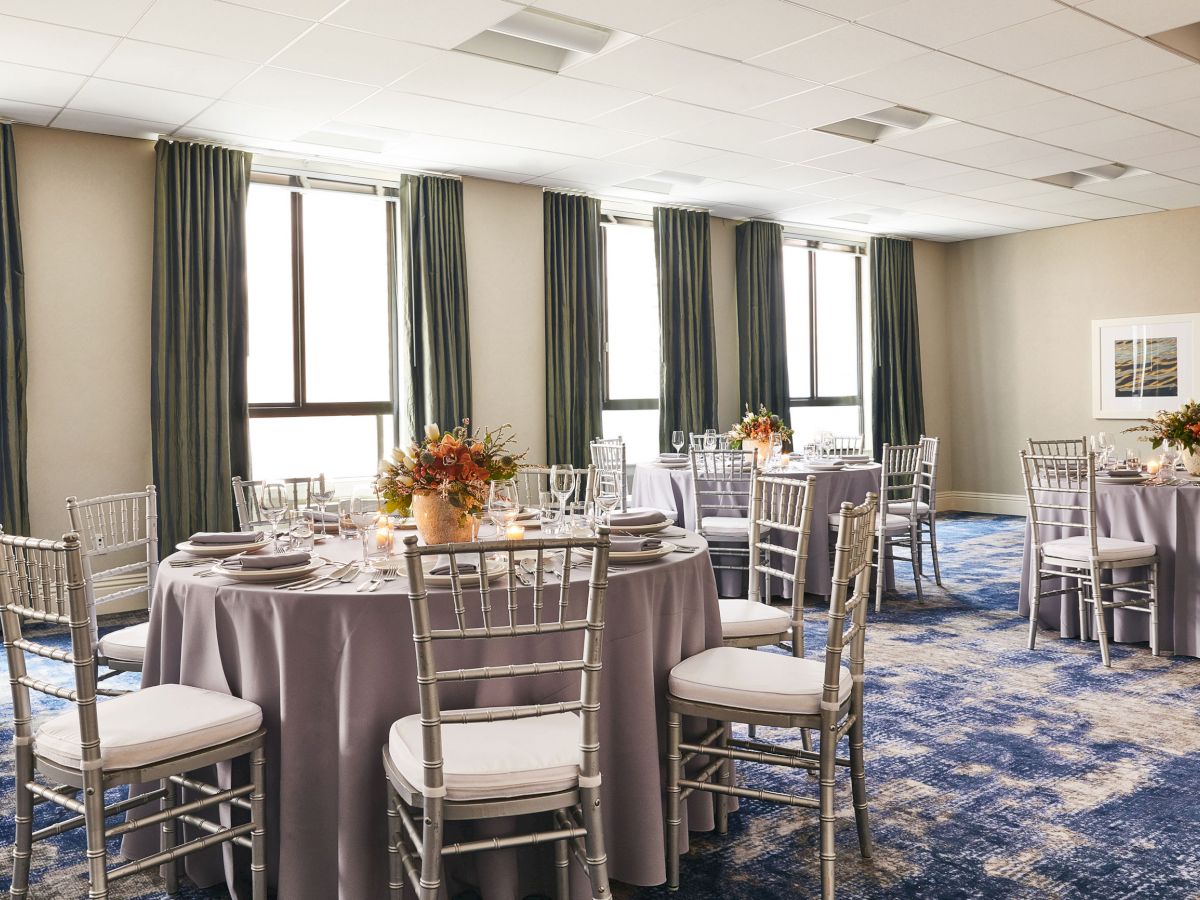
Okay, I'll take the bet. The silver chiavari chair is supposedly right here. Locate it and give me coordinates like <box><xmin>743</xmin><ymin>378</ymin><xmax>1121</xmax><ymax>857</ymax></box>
<box><xmin>665</xmin><ymin>494</ymin><xmax>879</xmax><ymax>900</ymax></box>
<box><xmin>1027</xmin><ymin>437</ymin><xmax>1088</xmax><ymax>457</ymax></box>
<box><xmin>0</xmin><ymin>530</ymin><xmax>268</xmax><ymax>899</ymax></box>
<box><xmin>231</xmin><ymin>474</ymin><xmax>326</xmax><ymax>530</ymax></box>
<box><xmin>589</xmin><ymin>437</ymin><xmax>629</xmax><ymax>512</ymax></box>
<box><xmin>384</xmin><ymin>531</ymin><xmax>612</xmax><ymax>900</ymax></box>
<box><xmin>690</xmin><ymin>448</ymin><xmax>758</xmax><ymax>587</ymax></box>
<box><xmin>65</xmin><ymin>486</ymin><xmax>159</xmax><ymax>676</ymax></box>
<box><xmin>1020</xmin><ymin>451</ymin><xmax>1159</xmax><ymax>667</ymax></box>
<box><xmin>886</xmin><ymin>436</ymin><xmax>943</xmax><ymax>587</ymax></box>
<box><xmin>829</xmin><ymin>435</ymin><xmax>867</xmax><ymax>456</ymax></box>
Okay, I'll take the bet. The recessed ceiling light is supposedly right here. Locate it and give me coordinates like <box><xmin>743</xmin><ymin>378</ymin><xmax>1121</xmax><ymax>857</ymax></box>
<box><xmin>615</xmin><ymin>177</ymin><xmax>675</xmax><ymax>194</ymax></box>
<box><xmin>1034</xmin><ymin>163</ymin><xmax>1150</xmax><ymax>189</ymax></box>
<box><xmin>815</xmin><ymin>106</ymin><xmax>939</xmax><ymax>144</ymax></box>
<box><xmin>858</xmin><ymin>107</ymin><xmax>931</xmax><ymax>130</ymax></box>
<box><xmin>1146</xmin><ymin>22</ymin><xmax>1200</xmax><ymax>62</ymax></box>
<box><xmin>456</xmin><ymin>9</ymin><xmax>618</xmax><ymax>73</ymax></box>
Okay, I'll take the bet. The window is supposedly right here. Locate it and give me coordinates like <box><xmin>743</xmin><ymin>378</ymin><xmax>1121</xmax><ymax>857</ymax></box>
<box><xmin>245</xmin><ymin>178</ymin><xmax>398</xmax><ymax>482</ymax></box>
<box><xmin>782</xmin><ymin>240</ymin><xmax>865</xmax><ymax>446</ymax></box>
<box><xmin>600</xmin><ymin>219</ymin><xmax>660</xmax><ymax>463</ymax></box>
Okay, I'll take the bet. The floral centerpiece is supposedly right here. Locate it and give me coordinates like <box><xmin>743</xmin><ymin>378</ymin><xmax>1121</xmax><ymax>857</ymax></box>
<box><xmin>727</xmin><ymin>406</ymin><xmax>794</xmax><ymax>463</ymax></box>
<box><xmin>377</xmin><ymin>421</ymin><xmax>525</xmax><ymax>544</ymax></box>
<box><xmin>1124</xmin><ymin>400</ymin><xmax>1200</xmax><ymax>475</ymax></box>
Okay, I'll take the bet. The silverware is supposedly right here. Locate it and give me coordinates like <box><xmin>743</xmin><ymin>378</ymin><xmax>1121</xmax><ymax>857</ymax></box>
<box><xmin>282</xmin><ymin>561</ymin><xmax>352</xmax><ymax>591</ymax></box>
<box><xmin>305</xmin><ymin>564</ymin><xmax>362</xmax><ymax>591</ymax></box>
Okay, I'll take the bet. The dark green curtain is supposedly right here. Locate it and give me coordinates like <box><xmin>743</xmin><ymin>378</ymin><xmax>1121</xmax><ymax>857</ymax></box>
<box><xmin>654</xmin><ymin>206</ymin><xmax>717</xmax><ymax>451</ymax></box>
<box><xmin>0</xmin><ymin>124</ymin><xmax>29</xmax><ymax>536</ymax></box>
<box><xmin>401</xmin><ymin>174</ymin><xmax>471</xmax><ymax>437</ymax></box>
<box><xmin>870</xmin><ymin>236</ymin><xmax>925</xmax><ymax>459</ymax></box>
<box><xmin>544</xmin><ymin>191</ymin><xmax>603</xmax><ymax>467</ymax></box>
<box><xmin>735</xmin><ymin>220</ymin><xmax>789</xmax><ymax>418</ymax></box>
<box><xmin>151</xmin><ymin>139</ymin><xmax>252</xmax><ymax>551</ymax></box>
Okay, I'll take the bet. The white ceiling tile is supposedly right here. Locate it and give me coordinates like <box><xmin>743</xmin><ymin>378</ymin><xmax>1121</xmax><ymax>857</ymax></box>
<box><xmin>336</xmin><ymin>90</ymin><xmax>464</xmax><ymax>132</ymax></box>
<box><xmin>532</xmin><ymin>0</ymin><xmax>725</xmax><ymax>35</ymax></box>
<box><xmin>911</xmin><ymin>170</ymin><xmax>1016</xmax><ymax>192</ymax></box>
<box><xmin>651</xmin><ymin>0</ymin><xmax>841</xmax><ymax>60</ymax></box>
<box><xmin>1139</xmin><ymin>96</ymin><xmax>1200</xmax><ymax>133</ymax></box>
<box><xmin>96</xmin><ymin>40</ymin><xmax>258</xmax><ymax>96</ymax></box>
<box><xmin>962</xmin><ymin>179</ymin><xmax>1067</xmax><ymax>201</ymax></box>
<box><xmin>0</xmin><ymin>0</ymin><xmax>152</xmax><ymax>34</ymax></box>
<box><xmin>773</xmin><ymin>199</ymin><xmax>879</xmax><ymax>222</ymax></box>
<box><xmin>806</xmin><ymin>174</ymin><xmax>901</xmax><ymax>199</ymax></box>
<box><xmin>330</xmin><ymin>0</ymin><xmax>517</xmax><ymax>46</ymax></box>
<box><xmin>733</xmin><ymin>164</ymin><xmax>842</xmax><ymax>190</ymax></box>
<box><xmin>51</xmin><ymin>108</ymin><xmax>171</xmax><ymax>139</ymax></box>
<box><xmin>989</xmin><ymin>149</ymin><xmax>1108</xmax><ymax>178</ymax></box>
<box><xmin>1128</xmin><ymin>145</ymin><xmax>1200</xmax><ymax>173</ymax></box>
<box><xmin>945</xmin><ymin>9</ymin><xmax>1126</xmax><ymax>71</ymax></box>
<box><xmin>1019</xmin><ymin>40</ymin><xmax>1188</xmax><ymax>94</ymax></box>
<box><xmin>915</xmin><ymin>76</ymin><xmax>1061</xmax><ymax>121</ymax></box>
<box><xmin>226</xmin><ymin>67</ymin><xmax>377</xmax><ymax>118</ymax></box>
<box><xmin>672</xmin><ymin>151</ymin><xmax>789</xmax><ymax>181</ymax></box>
<box><xmin>1081</xmin><ymin>66</ymin><xmax>1200</xmax><ymax>111</ymax></box>
<box><xmin>502</xmin><ymin>77</ymin><xmax>643</xmax><ymax>121</ymax></box>
<box><xmin>482</xmin><ymin>116</ymin><xmax>643</xmax><ymax>158</ymax></box>
<box><xmin>1076</xmin><ymin>0</ymin><xmax>1200</xmax><ymax>36</ymax></box>
<box><xmin>130</xmin><ymin>0</ymin><xmax>311</xmax><ymax>62</ymax></box>
<box><xmin>1073</xmin><ymin>171</ymin><xmax>1179</xmax><ymax>196</ymax></box>
<box><xmin>756</xmin><ymin>129</ymin><xmax>863</xmax><ymax>163</ymax></box>
<box><xmin>938</xmin><ymin>136</ymin><xmax>1057</xmax><ymax>167</ymax></box>
<box><xmin>188</xmin><ymin>99</ymin><xmax>328</xmax><ymax>139</ymax></box>
<box><xmin>1080</xmin><ymin>174</ymin><xmax>1200</xmax><ymax>208</ymax></box>
<box><xmin>868</xmin><ymin>154</ymin><xmax>974</xmax><ymax>182</ymax></box>
<box><xmin>750</xmin><ymin>24</ymin><xmax>926</xmax><ymax>83</ymax></box>
<box><xmin>793</xmin><ymin>0</ymin><xmax>908</xmax><ymax>20</ymax></box>
<box><xmin>1048</xmin><ymin>195</ymin><xmax>1161</xmax><ymax>218</ymax></box>
<box><xmin>0</xmin><ymin>16</ymin><xmax>119</xmax><ymax>74</ymax></box>
<box><xmin>66</xmin><ymin>79</ymin><xmax>211</xmax><ymax>125</ymax></box>
<box><xmin>837</xmin><ymin>52</ymin><xmax>994</xmax><ymax>106</ymax></box>
<box><xmin>858</xmin><ymin>0</ymin><xmax>1058</xmax><ymax>48</ymax></box>
<box><xmin>563</xmin><ymin>39</ymin><xmax>713</xmax><ymax>94</ymax></box>
<box><xmin>750</xmin><ymin>86</ymin><xmax>887</xmax><ymax>129</ymax></box>
<box><xmin>669</xmin><ymin>111</ymin><xmax>796</xmax><ymax>154</ymax></box>
<box><xmin>390</xmin><ymin>134</ymin><xmax>583</xmax><ymax>176</ymax></box>
<box><xmin>852</xmin><ymin>182</ymin><xmax>941</xmax><ymax>205</ymax></box>
<box><xmin>1035</xmin><ymin>115</ymin><xmax>1163</xmax><ymax>153</ymax></box>
<box><xmin>1163</xmin><ymin>163</ymin><xmax>1200</xmax><ymax>183</ymax></box>
<box><xmin>972</xmin><ymin>96</ymin><xmax>1112</xmax><ymax>137</ymax></box>
<box><xmin>541</xmin><ymin>159</ymin><xmax>658</xmax><ymax>186</ymax></box>
<box><xmin>603</xmin><ymin>138</ymin><xmax>719</xmax><ymax>169</ymax></box>
<box><xmin>0</xmin><ymin>98</ymin><xmax>58</xmax><ymax>126</ymax></box>
<box><xmin>391</xmin><ymin>51</ymin><xmax>552</xmax><ymax>106</ymax></box>
<box><xmin>0</xmin><ymin>62</ymin><xmax>85</xmax><ymax>107</ymax></box>
<box><xmin>909</xmin><ymin>194</ymin><xmax>1086</xmax><ymax>227</ymax></box>
<box><xmin>662</xmin><ymin>59</ymin><xmax>814</xmax><ymax>113</ymax></box>
<box><xmin>880</xmin><ymin>122</ymin><xmax>1007</xmax><ymax>154</ymax></box>
<box><xmin>1086</xmin><ymin>129</ymin><xmax>1200</xmax><ymax>163</ymax></box>
<box><xmin>221</xmin><ymin>0</ymin><xmax>344</xmax><ymax>18</ymax></box>
<box><xmin>590</xmin><ymin>95</ymin><xmax>720</xmax><ymax>136</ymax></box>
<box><xmin>803</xmin><ymin>143</ymin><xmax>920</xmax><ymax>174</ymax></box>
<box><xmin>686</xmin><ymin>181</ymin><xmax>806</xmax><ymax>211</ymax></box>
<box><xmin>271</xmin><ymin>25</ymin><xmax>440</xmax><ymax>86</ymax></box>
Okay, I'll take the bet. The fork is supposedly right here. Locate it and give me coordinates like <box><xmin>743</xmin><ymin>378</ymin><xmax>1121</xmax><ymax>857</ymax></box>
<box><xmin>303</xmin><ymin>564</ymin><xmax>362</xmax><ymax>591</ymax></box>
<box><xmin>369</xmin><ymin>568</ymin><xmax>399</xmax><ymax>592</ymax></box>
<box><xmin>282</xmin><ymin>561</ymin><xmax>352</xmax><ymax>591</ymax></box>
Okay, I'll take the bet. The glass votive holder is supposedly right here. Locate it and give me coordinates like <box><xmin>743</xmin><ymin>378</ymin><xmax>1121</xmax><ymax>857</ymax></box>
<box><xmin>362</xmin><ymin>514</ymin><xmax>395</xmax><ymax>563</ymax></box>
<box><xmin>338</xmin><ymin>500</ymin><xmax>360</xmax><ymax>541</ymax></box>
<box><xmin>505</xmin><ymin>523</ymin><xmax>526</xmax><ymax>541</ymax></box>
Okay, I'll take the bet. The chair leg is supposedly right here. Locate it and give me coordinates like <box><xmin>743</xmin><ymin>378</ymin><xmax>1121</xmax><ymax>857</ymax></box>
<box><xmin>1149</xmin><ymin>562</ymin><xmax>1160</xmax><ymax>657</ymax></box>
<box><xmin>818</xmin><ymin>718</ymin><xmax>838</xmax><ymax>900</ymax></box>
<box><xmin>160</xmin><ymin>777</ymin><xmax>179</xmax><ymax>894</ymax></box>
<box><xmin>910</xmin><ymin>525</ymin><xmax>924</xmax><ymax>603</ymax></box>
<box><xmin>928</xmin><ymin>515</ymin><xmax>943</xmax><ymax>587</ymax></box>
<box><xmin>714</xmin><ymin>724</ymin><xmax>729</xmax><ymax>836</ymax></box>
<box><xmin>1077</xmin><ymin>573</ymin><xmax>1090</xmax><ymax>643</ymax></box>
<box><xmin>418</xmin><ymin>797</ymin><xmax>443</xmax><ymax>900</ymax></box>
<box><xmin>1027</xmin><ymin>554</ymin><xmax>1043</xmax><ymax>651</ymax></box>
<box><xmin>554</xmin><ymin>824</ymin><xmax>570</xmax><ymax>900</ymax></box>
<box><xmin>386</xmin><ymin>783</ymin><xmax>405</xmax><ymax>900</ymax></box>
<box><xmin>579</xmin><ymin>785</ymin><xmax>610</xmax><ymax>899</ymax></box>
<box><xmin>9</xmin><ymin>745</ymin><xmax>33</xmax><ymax>899</ymax></box>
<box><xmin>1091</xmin><ymin>565</ymin><xmax>1112</xmax><ymax>668</ymax></box>
<box><xmin>874</xmin><ymin>539</ymin><xmax>886</xmax><ymax>614</ymax></box>
<box><xmin>849</xmin><ymin>710</ymin><xmax>872</xmax><ymax>860</ymax></box>
<box><xmin>84</xmin><ymin>771</ymin><xmax>109</xmax><ymax>900</ymax></box>
<box><xmin>666</xmin><ymin>709</ymin><xmax>683</xmax><ymax>891</ymax></box>
<box><xmin>250</xmin><ymin>746</ymin><xmax>268</xmax><ymax>900</ymax></box>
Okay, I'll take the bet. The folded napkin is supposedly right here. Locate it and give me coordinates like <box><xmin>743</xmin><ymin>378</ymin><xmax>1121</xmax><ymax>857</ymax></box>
<box><xmin>430</xmin><ymin>562</ymin><xmax>478</xmax><ymax>576</ymax></box>
<box><xmin>1105</xmin><ymin>468</ymin><xmax>1141</xmax><ymax>477</ymax></box>
<box><xmin>237</xmin><ymin>550</ymin><xmax>310</xmax><ymax>570</ymax></box>
<box><xmin>189</xmin><ymin>531</ymin><xmax>264</xmax><ymax>545</ymax></box>
<box><xmin>608</xmin><ymin>508</ymin><xmax>667</xmax><ymax>527</ymax></box>
<box><xmin>303</xmin><ymin>509</ymin><xmax>340</xmax><ymax>523</ymax></box>
<box><xmin>610</xmin><ymin>537</ymin><xmax>662</xmax><ymax>553</ymax></box>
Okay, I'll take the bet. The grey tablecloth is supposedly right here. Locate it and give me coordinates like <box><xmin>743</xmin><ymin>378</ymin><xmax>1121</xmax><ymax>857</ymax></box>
<box><xmin>1018</xmin><ymin>483</ymin><xmax>1200</xmax><ymax>657</ymax></box>
<box><xmin>633</xmin><ymin>462</ymin><xmax>884</xmax><ymax>598</ymax></box>
<box><xmin>124</xmin><ymin>534</ymin><xmax>723</xmax><ymax>899</ymax></box>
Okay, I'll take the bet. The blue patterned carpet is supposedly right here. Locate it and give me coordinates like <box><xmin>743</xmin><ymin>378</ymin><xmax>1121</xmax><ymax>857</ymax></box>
<box><xmin>3</xmin><ymin>514</ymin><xmax>1199</xmax><ymax>899</ymax></box>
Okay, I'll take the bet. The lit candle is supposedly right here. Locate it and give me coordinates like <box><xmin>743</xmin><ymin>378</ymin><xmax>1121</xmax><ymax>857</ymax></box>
<box><xmin>779</xmin><ymin>452</ymin><xmax>791</xmax><ymax>466</ymax></box>
<box><xmin>1147</xmin><ymin>457</ymin><xmax>1162</xmax><ymax>476</ymax></box>
<box><xmin>505</xmin><ymin>523</ymin><xmax>526</xmax><ymax>541</ymax></box>
<box><xmin>374</xmin><ymin>516</ymin><xmax>394</xmax><ymax>552</ymax></box>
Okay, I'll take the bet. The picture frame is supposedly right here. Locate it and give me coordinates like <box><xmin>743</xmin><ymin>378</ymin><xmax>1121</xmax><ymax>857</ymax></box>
<box><xmin>1092</xmin><ymin>313</ymin><xmax>1200</xmax><ymax>419</ymax></box>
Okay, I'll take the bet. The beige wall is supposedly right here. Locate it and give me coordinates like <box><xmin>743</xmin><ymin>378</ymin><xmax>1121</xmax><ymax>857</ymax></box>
<box><xmin>14</xmin><ymin>125</ymin><xmax>154</xmax><ymax>537</ymax></box>
<box><xmin>944</xmin><ymin>206</ymin><xmax>1200</xmax><ymax>497</ymax></box>
<box><xmin>710</xmin><ymin>215</ymin><xmax>742</xmax><ymax>429</ymax></box>
<box><xmin>913</xmin><ymin>239</ymin><xmax>954</xmax><ymax>493</ymax></box>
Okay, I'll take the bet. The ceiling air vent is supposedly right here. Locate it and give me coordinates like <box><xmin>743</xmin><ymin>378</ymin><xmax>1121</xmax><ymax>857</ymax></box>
<box><xmin>1034</xmin><ymin>163</ymin><xmax>1150</xmax><ymax>189</ymax></box>
<box><xmin>1146</xmin><ymin>22</ymin><xmax>1200</xmax><ymax>62</ymax></box>
<box><xmin>456</xmin><ymin>9</ymin><xmax>618</xmax><ymax>72</ymax></box>
<box><xmin>815</xmin><ymin>105</ymin><xmax>938</xmax><ymax>144</ymax></box>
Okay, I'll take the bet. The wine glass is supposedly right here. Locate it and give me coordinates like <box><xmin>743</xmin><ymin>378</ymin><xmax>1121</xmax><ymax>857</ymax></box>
<box><xmin>671</xmin><ymin>430</ymin><xmax>684</xmax><ymax>455</ymax></box>
<box><xmin>310</xmin><ymin>480</ymin><xmax>337</xmax><ymax>533</ymax></box>
<box><xmin>550</xmin><ymin>465</ymin><xmax>577</xmax><ymax>529</ymax></box>
<box><xmin>258</xmin><ymin>481</ymin><xmax>289</xmax><ymax>549</ymax></box>
<box><xmin>488</xmin><ymin>479</ymin><xmax>520</xmax><ymax>537</ymax></box>
<box><xmin>703</xmin><ymin>428</ymin><xmax>718</xmax><ymax>451</ymax></box>
<box><xmin>1162</xmin><ymin>445</ymin><xmax>1180</xmax><ymax>472</ymax></box>
<box><xmin>594</xmin><ymin>474</ymin><xmax>621</xmax><ymax>528</ymax></box>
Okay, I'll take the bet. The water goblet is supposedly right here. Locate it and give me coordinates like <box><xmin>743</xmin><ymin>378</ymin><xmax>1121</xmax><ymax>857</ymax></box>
<box><xmin>703</xmin><ymin>428</ymin><xmax>718</xmax><ymax>451</ymax></box>
<box><xmin>488</xmin><ymin>479</ymin><xmax>520</xmax><ymax>538</ymax></box>
<box><xmin>550</xmin><ymin>464</ymin><xmax>577</xmax><ymax>528</ymax></box>
<box><xmin>258</xmin><ymin>481</ymin><xmax>289</xmax><ymax>550</ymax></box>
<box><xmin>671</xmin><ymin>430</ymin><xmax>684</xmax><ymax>455</ymax></box>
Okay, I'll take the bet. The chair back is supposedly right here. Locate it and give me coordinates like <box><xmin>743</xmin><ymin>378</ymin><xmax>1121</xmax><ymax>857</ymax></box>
<box><xmin>232</xmin><ymin>474</ymin><xmax>326</xmax><ymax>529</ymax></box>
<box><xmin>66</xmin><ymin>486</ymin><xmax>159</xmax><ymax>638</ymax></box>
<box><xmin>1027</xmin><ymin>437</ymin><xmax>1087</xmax><ymax>457</ymax></box>
<box><xmin>824</xmin><ymin>495</ymin><xmax>878</xmax><ymax>714</ymax></box>
<box><xmin>1019</xmin><ymin>451</ymin><xmax>1097</xmax><ymax>558</ymax></box>
<box><xmin>878</xmin><ymin>443</ymin><xmax>923</xmax><ymax>523</ymax></box>
<box><xmin>0</xmin><ymin>532</ymin><xmax>118</xmax><ymax>773</ymax></box>
<box><xmin>917</xmin><ymin>436</ymin><xmax>940</xmax><ymax>511</ymax></box>
<box><xmin>589</xmin><ymin>438</ymin><xmax>627</xmax><ymax>512</ymax></box>
<box><xmin>400</xmin><ymin>530</ymin><xmax>611</xmax><ymax>802</ymax></box>
<box><xmin>829</xmin><ymin>435</ymin><xmax>866</xmax><ymax>456</ymax></box>
<box><xmin>747</xmin><ymin>475</ymin><xmax>816</xmax><ymax>655</ymax></box>
<box><xmin>689</xmin><ymin>449</ymin><xmax>757</xmax><ymax>525</ymax></box>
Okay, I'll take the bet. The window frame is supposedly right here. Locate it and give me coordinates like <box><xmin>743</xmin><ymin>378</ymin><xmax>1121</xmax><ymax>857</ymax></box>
<box><xmin>783</xmin><ymin>236</ymin><xmax>866</xmax><ymax>432</ymax></box>
<box><xmin>599</xmin><ymin>214</ymin><xmax>660</xmax><ymax>414</ymax></box>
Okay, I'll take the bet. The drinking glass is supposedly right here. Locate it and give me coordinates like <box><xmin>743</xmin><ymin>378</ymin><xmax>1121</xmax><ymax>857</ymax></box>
<box><xmin>538</xmin><ymin>490</ymin><xmax>560</xmax><ymax>534</ymax></box>
<box><xmin>488</xmin><ymin>479</ymin><xmax>520</xmax><ymax>537</ymax></box>
<box><xmin>769</xmin><ymin>434</ymin><xmax>783</xmax><ymax>465</ymax></box>
<box><xmin>595</xmin><ymin>486</ymin><xmax>621</xmax><ymax>527</ymax></box>
<box><xmin>310</xmin><ymin>482</ymin><xmax>337</xmax><ymax>533</ymax></box>
<box><xmin>671</xmin><ymin>430</ymin><xmax>684</xmax><ymax>455</ymax></box>
<box><xmin>1162</xmin><ymin>445</ymin><xmax>1180</xmax><ymax>471</ymax></box>
<box><xmin>290</xmin><ymin>510</ymin><xmax>315</xmax><ymax>552</ymax></box>
<box><xmin>703</xmin><ymin>428</ymin><xmax>718</xmax><ymax>451</ymax></box>
<box><xmin>258</xmin><ymin>481</ymin><xmax>289</xmax><ymax>550</ymax></box>
<box><xmin>550</xmin><ymin>465</ymin><xmax>577</xmax><ymax>528</ymax></box>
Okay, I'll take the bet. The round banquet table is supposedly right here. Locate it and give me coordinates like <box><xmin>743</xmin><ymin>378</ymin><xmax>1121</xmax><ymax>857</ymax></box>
<box><xmin>632</xmin><ymin>460</ymin><xmax>885</xmax><ymax>598</ymax></box>
<box><xmin>122</xmin><ymin>530</ymin><xmax>724</xmax><ymax>899</ymax></box>
<box><xmin>1018</xmin><ymin>480</ymin><xmax>1200</xmax><ymax>657</ymax></box>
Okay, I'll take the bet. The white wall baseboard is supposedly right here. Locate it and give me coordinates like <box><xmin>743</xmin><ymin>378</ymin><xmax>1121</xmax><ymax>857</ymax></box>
<box><xmin>939</xmin><ymin>491</ymin><xmax>1025</xmax><ymax>517</ymax></box>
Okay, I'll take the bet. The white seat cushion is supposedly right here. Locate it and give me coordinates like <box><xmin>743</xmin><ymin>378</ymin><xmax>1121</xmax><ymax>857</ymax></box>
<box><xmin>828</xmin><ymin>512</ymin><xmax>909</xmax><ymax>532</ymax></box>
<box><xmin>701</xmin><ymin>516</ymin><xmax>751</xmax><ymax>534</ymax></box>
<box><xmin>669</xmin><ymin>646</ymin><xmax>852</xmax><ymax>716</ymax></box>
<box><xmin>1043</xmin><ymin>536</ymin><xmax>1157</xmax><ymax>564</ymax></box>
<box><xmin>98</xmin><ymin>622</ymin><xmax>149</xmax><ymax>665</ymax></box>
<box><xmin>887</xmin><ymin>500</ymin><xmax>930</xmax><ymax>516</ymax></box>
<box><xmin>36</xmin><ymin>683</ymin><xmax>262</xmax><ymax>771</ymax></box>
<box><xmin>719</xmin><ymin>598</ymin><xmax>790</xmax><ymax>640</ymax></box>
<box><xmin>388</xmin><ymin>710</ymin><xmax>581</xmax><ymax>802</ymax></box>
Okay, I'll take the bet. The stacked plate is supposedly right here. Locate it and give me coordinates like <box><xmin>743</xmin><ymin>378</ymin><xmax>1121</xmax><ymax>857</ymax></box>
<box><xmin>1097</xmin><ymin>469</ymin><xmax>1148</xmax><ymax>485</ymax></box>
<box><xmin>805</xmin><ymin>458</ymin><xmax>847</xmax><ymax>471</ymax></box>
<box><xmin>655</xmin><ymin>453</ymin><xmax>689</xmax><ymax>469</ymax></box>
<box><xmin>841</xmin><ymin>453</ymin><xmax>872</xmax><ymax>464</ymax></box>
<box><xmin>212</xmin><ymin>553</ymin><xmax>326</xmax><ymax>583</ymax></box>
<box><xmin>176</xmin><ymin>536</ymin><xmax>271</xmax><ymax>558</ymax></box>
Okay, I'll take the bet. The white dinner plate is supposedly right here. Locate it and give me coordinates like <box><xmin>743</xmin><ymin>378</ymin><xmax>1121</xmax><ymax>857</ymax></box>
<box><xmin>610</xmin><ymin>519</ymin><xmax>672</xmax><ymax>535</ymax></box>
<box><xmin>655</xmin><ymin>459</ymin><xmax>690</xmax><ymax>469</ymax></box>
<box><xmin>578</xmin><ymin>541</ymin><xmax>678</xmax><ymax>564</ymax></box>
<box><xmin>805</xmin><ymin>460</ymin><xmax>847</xmax><ymax>471</ymax></box>
<box><xmin>176</xmin><ymin>538</ymin><xmax>271</xmax><ymax>558</ymax></box>
<box><xmin>840</xmin><ymin>454</ymin><xmax>871</xmax><ymax>463</ymax></box>
<box><xmin>425</xmin><ymin>555</ymin><xmax>507</xmax><ymax>587</ymax></box>
<box><xmin>214</xmin><ymin>554</ymin><xmax>326</xmax><ymax>583</ymax></box>
<box><xmin>1097</xmin><ymin>474</ymin><xmax>1148</xmax><ymax>485</ymax></box>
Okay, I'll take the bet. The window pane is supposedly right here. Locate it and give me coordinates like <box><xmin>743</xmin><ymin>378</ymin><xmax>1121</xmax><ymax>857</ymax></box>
<box><xmin>601</xmin><ymin>409</ymin><xmax>659</xmax><ymax>465</ymax></box>
<box><xmin>783</xmin><ymin>245</ymin><xmax>812</xmax><ymax>399</ymax></box>
<box><xmin>249</xmin><ymin>414</ymin><xmax>392</xmax><ymax>482</ymax></box>
<box><xmin>302</xmin><ymin>191</ymin><xmax>391</xmax><ymax>403</ymax></box>
<box><xmin>246</xmin><ymin>185</ymin><xmax>295</xmax><ymax>404</ymax></box>
<box><xmin>790</xmin><ymin>406</ymin><xmax>862</xmax><ymax>447</ymax></box>
<box><xmin>604</xmin><ymin>223</ymin><xmax>659</xmax><ymax>401</ymax></box>
<box><xmin>814</xmin><ymin>251</ymin><xmax>860</xmax><ymax>397</ymax></box>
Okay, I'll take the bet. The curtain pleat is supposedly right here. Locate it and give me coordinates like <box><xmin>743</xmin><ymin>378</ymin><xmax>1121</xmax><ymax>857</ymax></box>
<box><xmin>654</xmin><ymin>206</ymin><xmax>717</xmax><ymax>451</ymax></box>
<box><xmin>870</xmin><ymin>236</ymin><xmax>925</xmax><ymax>459</ymax></box>
<box><xmin>401</xmin><ymin>174</ymin><xmax>472</xmax><ymax>437</ymax></box>
<box><xmin>0</xmin><ymin>124</ymin><xmax>29</xmax><ymax>535</ymax></box>
<box><xmin>544</xmin><ymin>191</ymin><xmax>603</xmax><ymax>467</ymax></box>
<box><xmin>151</xmin><ymin>139</ymin><xmax>252</xmax><ymax>552</ymax></box>
<box><xmin>735</xmin><ymin>220</ymin><xmax>789</xmax><ymax>418</ymax></box>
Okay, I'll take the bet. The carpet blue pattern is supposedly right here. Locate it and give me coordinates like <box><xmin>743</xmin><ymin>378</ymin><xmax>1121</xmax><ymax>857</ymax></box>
<box><xmin>3</xmin><ymin>514</ymin><xmax>1198</xmax><ymax>899</ymax></box>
